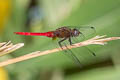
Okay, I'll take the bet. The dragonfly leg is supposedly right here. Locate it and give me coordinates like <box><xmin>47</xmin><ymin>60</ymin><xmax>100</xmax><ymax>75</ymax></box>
<box><xmin>68</xmin><ymin>37</ymin><xmax>73</xmax><ymax>45</ymax></box>
<box><xmin>58</xmin><ymin>38</ymin><xmax>67</xmax><ymax>49</ymax></box>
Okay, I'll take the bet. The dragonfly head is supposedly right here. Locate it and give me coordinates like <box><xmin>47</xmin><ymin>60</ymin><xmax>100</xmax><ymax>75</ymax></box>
<box><xmin>72</xmin><ymin>28</ymin><xmax>81</xmax><ymax>37</ymax></box>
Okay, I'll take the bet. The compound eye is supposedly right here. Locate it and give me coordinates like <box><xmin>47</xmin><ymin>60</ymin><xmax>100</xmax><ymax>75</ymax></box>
<box><xmin>74</xmin><ymin>30</ymin><xmax>80</xmax><ymax>36</ymax></box>
<box><xmin>74</xmin><ymin>31</ymin><xmax>77</xmax><ymax>35</ymax></box>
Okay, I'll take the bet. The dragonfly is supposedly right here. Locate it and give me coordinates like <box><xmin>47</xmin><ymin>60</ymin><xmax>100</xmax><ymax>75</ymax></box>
<box><xmin>14</xmin><ymin>26</ymin><xmax>96</xmax><ymax>67</ymax></box>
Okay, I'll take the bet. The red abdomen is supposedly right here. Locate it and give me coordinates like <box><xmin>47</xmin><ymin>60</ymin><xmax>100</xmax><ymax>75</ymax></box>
<box><xmin>14</xmin><ymin>32</ymin><xmax>54</xmax><ymax>38</ymax></box>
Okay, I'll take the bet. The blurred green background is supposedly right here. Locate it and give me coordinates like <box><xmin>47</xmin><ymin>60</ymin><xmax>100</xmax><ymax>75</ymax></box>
<box><xmin>0</xmin><ymin>0</ymin><xmax>120</xmax><ymax>80</ymax></box>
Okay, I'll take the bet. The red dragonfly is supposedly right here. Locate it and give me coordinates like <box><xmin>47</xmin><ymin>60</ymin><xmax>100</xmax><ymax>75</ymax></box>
<box><xmin>15</xmin><ymin>26</ymin><xmax>95</xmax><ymax>67</ymax></box>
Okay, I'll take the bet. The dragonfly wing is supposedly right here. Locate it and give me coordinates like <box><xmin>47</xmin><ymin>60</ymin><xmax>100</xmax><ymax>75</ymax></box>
<box><xmin>68</xmin><ymin>25</ymin><xmax>96</xmax><ymax>35</ymax></box>
<box><xmin>59</xmin><ymin>40</ymin><xmax>83</xmax><ymax>68</ymax></box>
<box><xmin>71</xmin><ymin>36</ymin><xmax>96</xmax><ymax>56</ymax></box>
<box><xmin>64</xmin><ymin>43</ymin><xmax>83</xmax><ymax>68</ymax></box>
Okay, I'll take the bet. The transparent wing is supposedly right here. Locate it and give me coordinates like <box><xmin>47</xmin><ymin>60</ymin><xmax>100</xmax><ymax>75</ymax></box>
<box><xmin>71</xmin><ymin>36</ymin><xmax>96</xmax><ymax>56</ymax></box>
<box><xmin>67</xmin><ymin>25</ymin><xmax>96</xmax><ymax>34</ymax></box>
<box><xmin>56</xmin><ymin>38</ymin><xmax>83</xmax><ymax>68</ymax></box>
<box><xmin>62</xmin><ymin>42</ymin><xmax>83</xmax><ymax>68</ymax></box>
